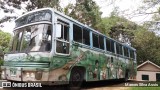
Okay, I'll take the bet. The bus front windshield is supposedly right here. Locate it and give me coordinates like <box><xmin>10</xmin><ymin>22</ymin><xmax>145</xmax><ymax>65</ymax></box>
<box><xmin>11</xmin><ymin>24</ymin><xmax>52</xmax><ymax>53</ymax></box>
<box><xmin>15</xmin><ymin>10</ymin><xmax>52</xmax><ymax>28</ymax></box>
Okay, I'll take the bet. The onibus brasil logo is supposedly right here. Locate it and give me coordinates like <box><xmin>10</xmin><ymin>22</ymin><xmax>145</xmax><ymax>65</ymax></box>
<box><xmin>0</xmin><ymin>80</ymin><xmax>42</xmax><ymax>88</ymax></box>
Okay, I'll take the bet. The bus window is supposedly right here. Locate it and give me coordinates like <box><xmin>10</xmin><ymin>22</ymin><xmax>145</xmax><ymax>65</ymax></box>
<box><xmin>116</xmin><ymin>43</ymin><xmax>123</xmax><ymax>55</ymax></box>
<box><xmin>12</xmin><ymin>31</ymin><xmax>22</xmax><ymax>51</ymax></box>
<box><xmin>92</xmin><ymin>33</ymin><xmax>99</xmax><ymax>48</ymax></box>
<box><xmin>110</xmin><ymin>40</ymin><xmax>115</xmax><ymax>53</ymax></box>
<box><xmin>116</xmin><ymin>43</ymin><xmax>119</xmax><ymax>54</ymax></box>
<box><xmin>64</xmin><ymin>25</ymin><xmax>69</xmax><ymax>41</ymax></box>
<box><xmin>99</xmin><ymin>35</ymin><xmax>104</xmax><ymax>49</ymax></box>
<box><xmin>119</xmin><ymin>44</ymin><xmax>123</xmax><ymax>55</ymax></box>
<box><xmin>106</xmin><ymin>38</ymin><xmax>111</xmax><ymax>51</ymax></box>
<box><xmin>130</xmin><ymin>49</ymin><xmax>135</xmax><ymax>59</ymax></box>
<box><xmin>56</xmin><ymin>20</ymin><xmax>69</xmax><ymax>54</ymax></box>
<box><xmin>92</xmin><ymin>33</ymin><xmax>104</xmax><ymax>50</ymax></box>
<box><xmin>73</xmin><ymin>24</ymin><xmax>82</xmax><ymax>43</ymax></box>
<box><xmin>73</xmin><ymin>24</ymin><xmax>90</xmax><ymax>46</ymax></box>
<box><xmin>106</xmin><ymin>39</ymin><xmax>115</xmax><ymax>53</ymax></box>
<box><xmin>124</xmin><ymin>47</ymin><xmax>129</xmax><ymax>57</ymax></box>
<box><xmin>83</xmin><ymin>28</ymin><xmax>90</xmax><ymax>45</ymax></box>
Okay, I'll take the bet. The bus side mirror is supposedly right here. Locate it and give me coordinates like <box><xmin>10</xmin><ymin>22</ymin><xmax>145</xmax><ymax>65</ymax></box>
<box><xmin>56</xmin><ymin>24</ymin><xmax>61</xmax><ymax>38</ymax></box>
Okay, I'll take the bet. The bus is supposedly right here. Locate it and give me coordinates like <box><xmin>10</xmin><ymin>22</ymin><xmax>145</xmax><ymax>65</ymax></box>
<box><xmin>1</xmin><ymin>8</ymin><xmax>137</xmax><ymax>87</ymax></box>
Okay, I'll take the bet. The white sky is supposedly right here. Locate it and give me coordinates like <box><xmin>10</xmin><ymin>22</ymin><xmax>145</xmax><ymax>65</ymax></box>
<box><xmin>0</xmin><ymin>0</ymin><xmax>155</xmax><ymax>34</ymax></box>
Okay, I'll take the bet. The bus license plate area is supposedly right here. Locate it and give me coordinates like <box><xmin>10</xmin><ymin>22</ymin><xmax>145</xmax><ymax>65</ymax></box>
<box><xmin>10</xmin><ymin>68</ymin><xmax>17</xmax><ymax>76</ymax></box>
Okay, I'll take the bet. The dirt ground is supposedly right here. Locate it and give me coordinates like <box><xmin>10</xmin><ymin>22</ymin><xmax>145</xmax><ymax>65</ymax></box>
<box><xmin>83</xmin><ymin>87</ymin><xmax>130</xmax><ymax>90</ymax></box>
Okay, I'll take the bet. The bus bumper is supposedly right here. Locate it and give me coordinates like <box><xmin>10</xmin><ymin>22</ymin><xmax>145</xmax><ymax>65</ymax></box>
<box><xmin>1</xmin><ymin>66</ymin><xmax>49</xmax><ymax>82</ymax></box>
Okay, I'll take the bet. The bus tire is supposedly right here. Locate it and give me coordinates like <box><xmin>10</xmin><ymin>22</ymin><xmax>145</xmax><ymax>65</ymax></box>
<box><xmin>69</xmin><ymin>67</ymin><xmax>85</xmax><ymax>90</ymax></box>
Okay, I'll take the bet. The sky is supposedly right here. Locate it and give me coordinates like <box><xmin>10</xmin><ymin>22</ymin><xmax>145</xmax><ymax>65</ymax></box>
<box><xmin>0</xmin><ymin>0</ymin><xmax>155</xmax><ymax>34</ymax></box>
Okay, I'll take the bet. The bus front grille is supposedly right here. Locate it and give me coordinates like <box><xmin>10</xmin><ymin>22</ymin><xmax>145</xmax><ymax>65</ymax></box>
<box><xmin>3</xmin><ymin>62</ymin><xmax>50</xmax><ymax>68</ymax></box>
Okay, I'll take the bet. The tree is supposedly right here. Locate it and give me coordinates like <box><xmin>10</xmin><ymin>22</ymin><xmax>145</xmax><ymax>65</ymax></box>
<box><xmin>99</xmin><ymin>13</ymin><xmax>137</xmax><ymax>45</ymax></box>
<box><xmin>0</xmin><ymin>30</ymin><xmax>11</xmax><ymax>53</ymax></box>
<box><xmin>135</xmin><ymin>0</ymin><xmax>160</xmax><ymax>16</ymax></box>
<box><xmin>64</xmin><ymin>0</ymin><xmax>102</xmax><ymax>30</ymax></box>
<box><xmin>0</xmin><ymin>0</ymin><xmax>62</xmax><ymax>24</ymax></box>
<box><xmin>132</xmin><ymin>28</ymin><xmax>160</xmax><ymax>65</ymax></box>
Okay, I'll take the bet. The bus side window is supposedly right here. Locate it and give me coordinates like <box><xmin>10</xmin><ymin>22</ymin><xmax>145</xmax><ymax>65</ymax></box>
<box><xmin>124</xmin><ymin>47</ymin><xmax>129</xmax><ymax>57</ymax></box>
<box><xmin>130</xmin><ymin>49</ymin><xmax>134</xmax><ymax>59</ymax></box>
<box><xmin>73</xmin><ymin>24</ymin><xmax>82</xmax><ymax>43</ymax></box>
<box><xmin>44</xmin><ymin>27</ymin><xmax>52</xmax><ymax>51</ymax></box>
<box><xmin>92</xmin><ymin>33</ymin><xmax>104</xmax><ymax>50</ymax></box>
<box><xmin>106</xmin><ymin>38</ymin><xmax>111</xmax><ymax>52</ymax></box>
<box><xmin>116</xmin><ymin>43</ymin><xmax>123</xmax><ymax>55</ymax></box>
<box><xmin>83</xmin><ymin>28</ymin><xmax>90</xmax><ymax>45</ymax></box>
<box><xmin>92</xmin><ymin>33</ymin><xmax>99</xmax><ymax>48</ymax></box>
<box><xmin>56</xmin><ymin>20</ymin><xmax>70</xmax><ymax>54</ymax></box>
<box><xmin>110</xmin><ymin>40</ymin><xmax>115</xmax><ymax>53</ymax></box>
<box><xmin>99</xmin><ymin>35</ymin><xmax>104</xmax><ymax>50</ymax></box>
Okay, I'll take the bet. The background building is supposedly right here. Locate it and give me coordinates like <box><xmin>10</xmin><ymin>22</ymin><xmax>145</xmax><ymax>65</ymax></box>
<box><xmin>137</xmin><ymin>60</ymin><xmax>160</xmax><ymax>81</ymax></box>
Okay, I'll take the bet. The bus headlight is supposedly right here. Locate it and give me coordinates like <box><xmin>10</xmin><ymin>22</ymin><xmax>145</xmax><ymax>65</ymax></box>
<box><xmin>25</xmin><ymin>72</ymin><xmax>35</xmax><ymax>78</ymax></box>
<box><xmin>1</xmin><ymin>70</ymin><xmax>5</xmax><ymax>79</ymax></box>
<box><xmin>26</xmin><ymin>72</ymin><xmax>30</xmax><ymax>78</ymax></box>
<box><xmin>30</xmin><ymin>72</ymin><xmax>35</xmax><ymax>78</ymax></box>
<box><xmin>1</xmin><ymin>71</ymin><xmax>4</xmax><ymax>75</ymax></box>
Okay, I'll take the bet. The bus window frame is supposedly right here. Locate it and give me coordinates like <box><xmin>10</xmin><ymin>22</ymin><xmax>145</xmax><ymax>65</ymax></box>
<box><xmin>55</xmin><ymin>18</ymin><xmax>70</xmax><ymax>56</ymax></box>
<box><xmin>15</xmin><ymin>10</ymin><xmax>52</xmax><ymax>28</ymax></box>
<box><xmin>10</xmin><ymin>22</ymin><xmax>53</xmax><ymax>53</ymax></box>
<box><xmin>116</xmin><ymin>43</ymin><xmax>123</xmax><ymax>56</ymax></box>
<box><xmin>92</xmin><ymin>32</ymin><xmax>105</xmax><ymax>51</ymax></box>
<box><xmin>73</xmin><ymin>24</ymin><xmax>83</xmax><ymax>43</ymax></box>
<box><xmin>72</xmin><ymin>23</ymin><xmax>91</xmax><ymax>47</ymax></box>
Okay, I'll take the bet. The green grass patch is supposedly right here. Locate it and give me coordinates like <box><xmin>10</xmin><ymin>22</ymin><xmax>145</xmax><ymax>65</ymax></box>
<box><xmin>131</xmin><ymin>87</ymin><xmax>160</xmax><ymax>90</ymax></box>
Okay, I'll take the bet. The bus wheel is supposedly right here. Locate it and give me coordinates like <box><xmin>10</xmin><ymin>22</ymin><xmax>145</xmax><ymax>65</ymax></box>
<box><xmin>69</xmin><ymin>67</ymin><xmax>85</xmax><ymax>90</ymax></box>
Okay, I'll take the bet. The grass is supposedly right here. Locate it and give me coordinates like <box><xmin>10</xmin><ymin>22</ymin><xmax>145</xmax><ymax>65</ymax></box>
<box><xmin>131</xmin><ymin>87</ymin><xmax>160</xmax><ymax>90</ymax></box>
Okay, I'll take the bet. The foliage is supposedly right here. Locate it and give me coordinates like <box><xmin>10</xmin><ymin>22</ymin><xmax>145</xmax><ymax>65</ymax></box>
<box><xmin>0</xmin><ymin>30</ymin><xmax>11</xmax><ymax>53</ymax></box>
<box><xmin>100</xmin><ymin>8</ymin><xmax>160</xmax><ymax>66</ymax></box>
<box><xmin>0</xmin><ymin>60</ymin><xmax>3</xmax><ymax>66</ymax></box>
<box><xmin>132</xmin><ymin>28</ymin><xmax>160</xmax><ymax>65</ymax></box>
<box><xmin>64</xmin><ymin>0</ymin><xmax>102</xmax><ymax>30</ymax></box>
<box><xmin>141</xmin><ymin>0</ymin><xmax>160</xmax><ymax>34</ymax></box>
<box><xmin>100</xmin><ymin>14</ymin><xmax>137</xmax><ymax>44</ymax></box>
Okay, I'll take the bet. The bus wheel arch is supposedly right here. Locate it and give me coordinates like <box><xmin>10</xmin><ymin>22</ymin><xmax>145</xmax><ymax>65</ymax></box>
<box><xmin>69</xmin><ymin>66</ymin><xmax>86</xmax><ymax>88</ymax></box>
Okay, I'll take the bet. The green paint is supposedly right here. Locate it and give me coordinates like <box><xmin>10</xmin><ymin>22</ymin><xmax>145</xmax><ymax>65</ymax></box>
<box><xmin>2</xmin><ymin>44</ymin><xmax>136</xmax><ymax>82</ymax></box>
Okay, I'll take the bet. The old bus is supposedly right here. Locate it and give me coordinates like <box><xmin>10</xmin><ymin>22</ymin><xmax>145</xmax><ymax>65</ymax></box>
<box><xmin>1</xmin><ymin>8</ymin><xmax>136</xmax><ymax>87</ymax></box>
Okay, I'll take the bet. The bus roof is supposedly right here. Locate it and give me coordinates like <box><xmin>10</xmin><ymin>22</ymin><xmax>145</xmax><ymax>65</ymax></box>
<box><xmin>15</xmin><ymin>8</ymin><xmax>136</xmax><ymax>51</ymax></box>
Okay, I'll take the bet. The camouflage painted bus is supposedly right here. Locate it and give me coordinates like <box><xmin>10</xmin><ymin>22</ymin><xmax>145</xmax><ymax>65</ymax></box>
<box><xmin>1</xmin><ymin>8</ymin><xmax>136</xmax><ymax>87</ymax></box>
